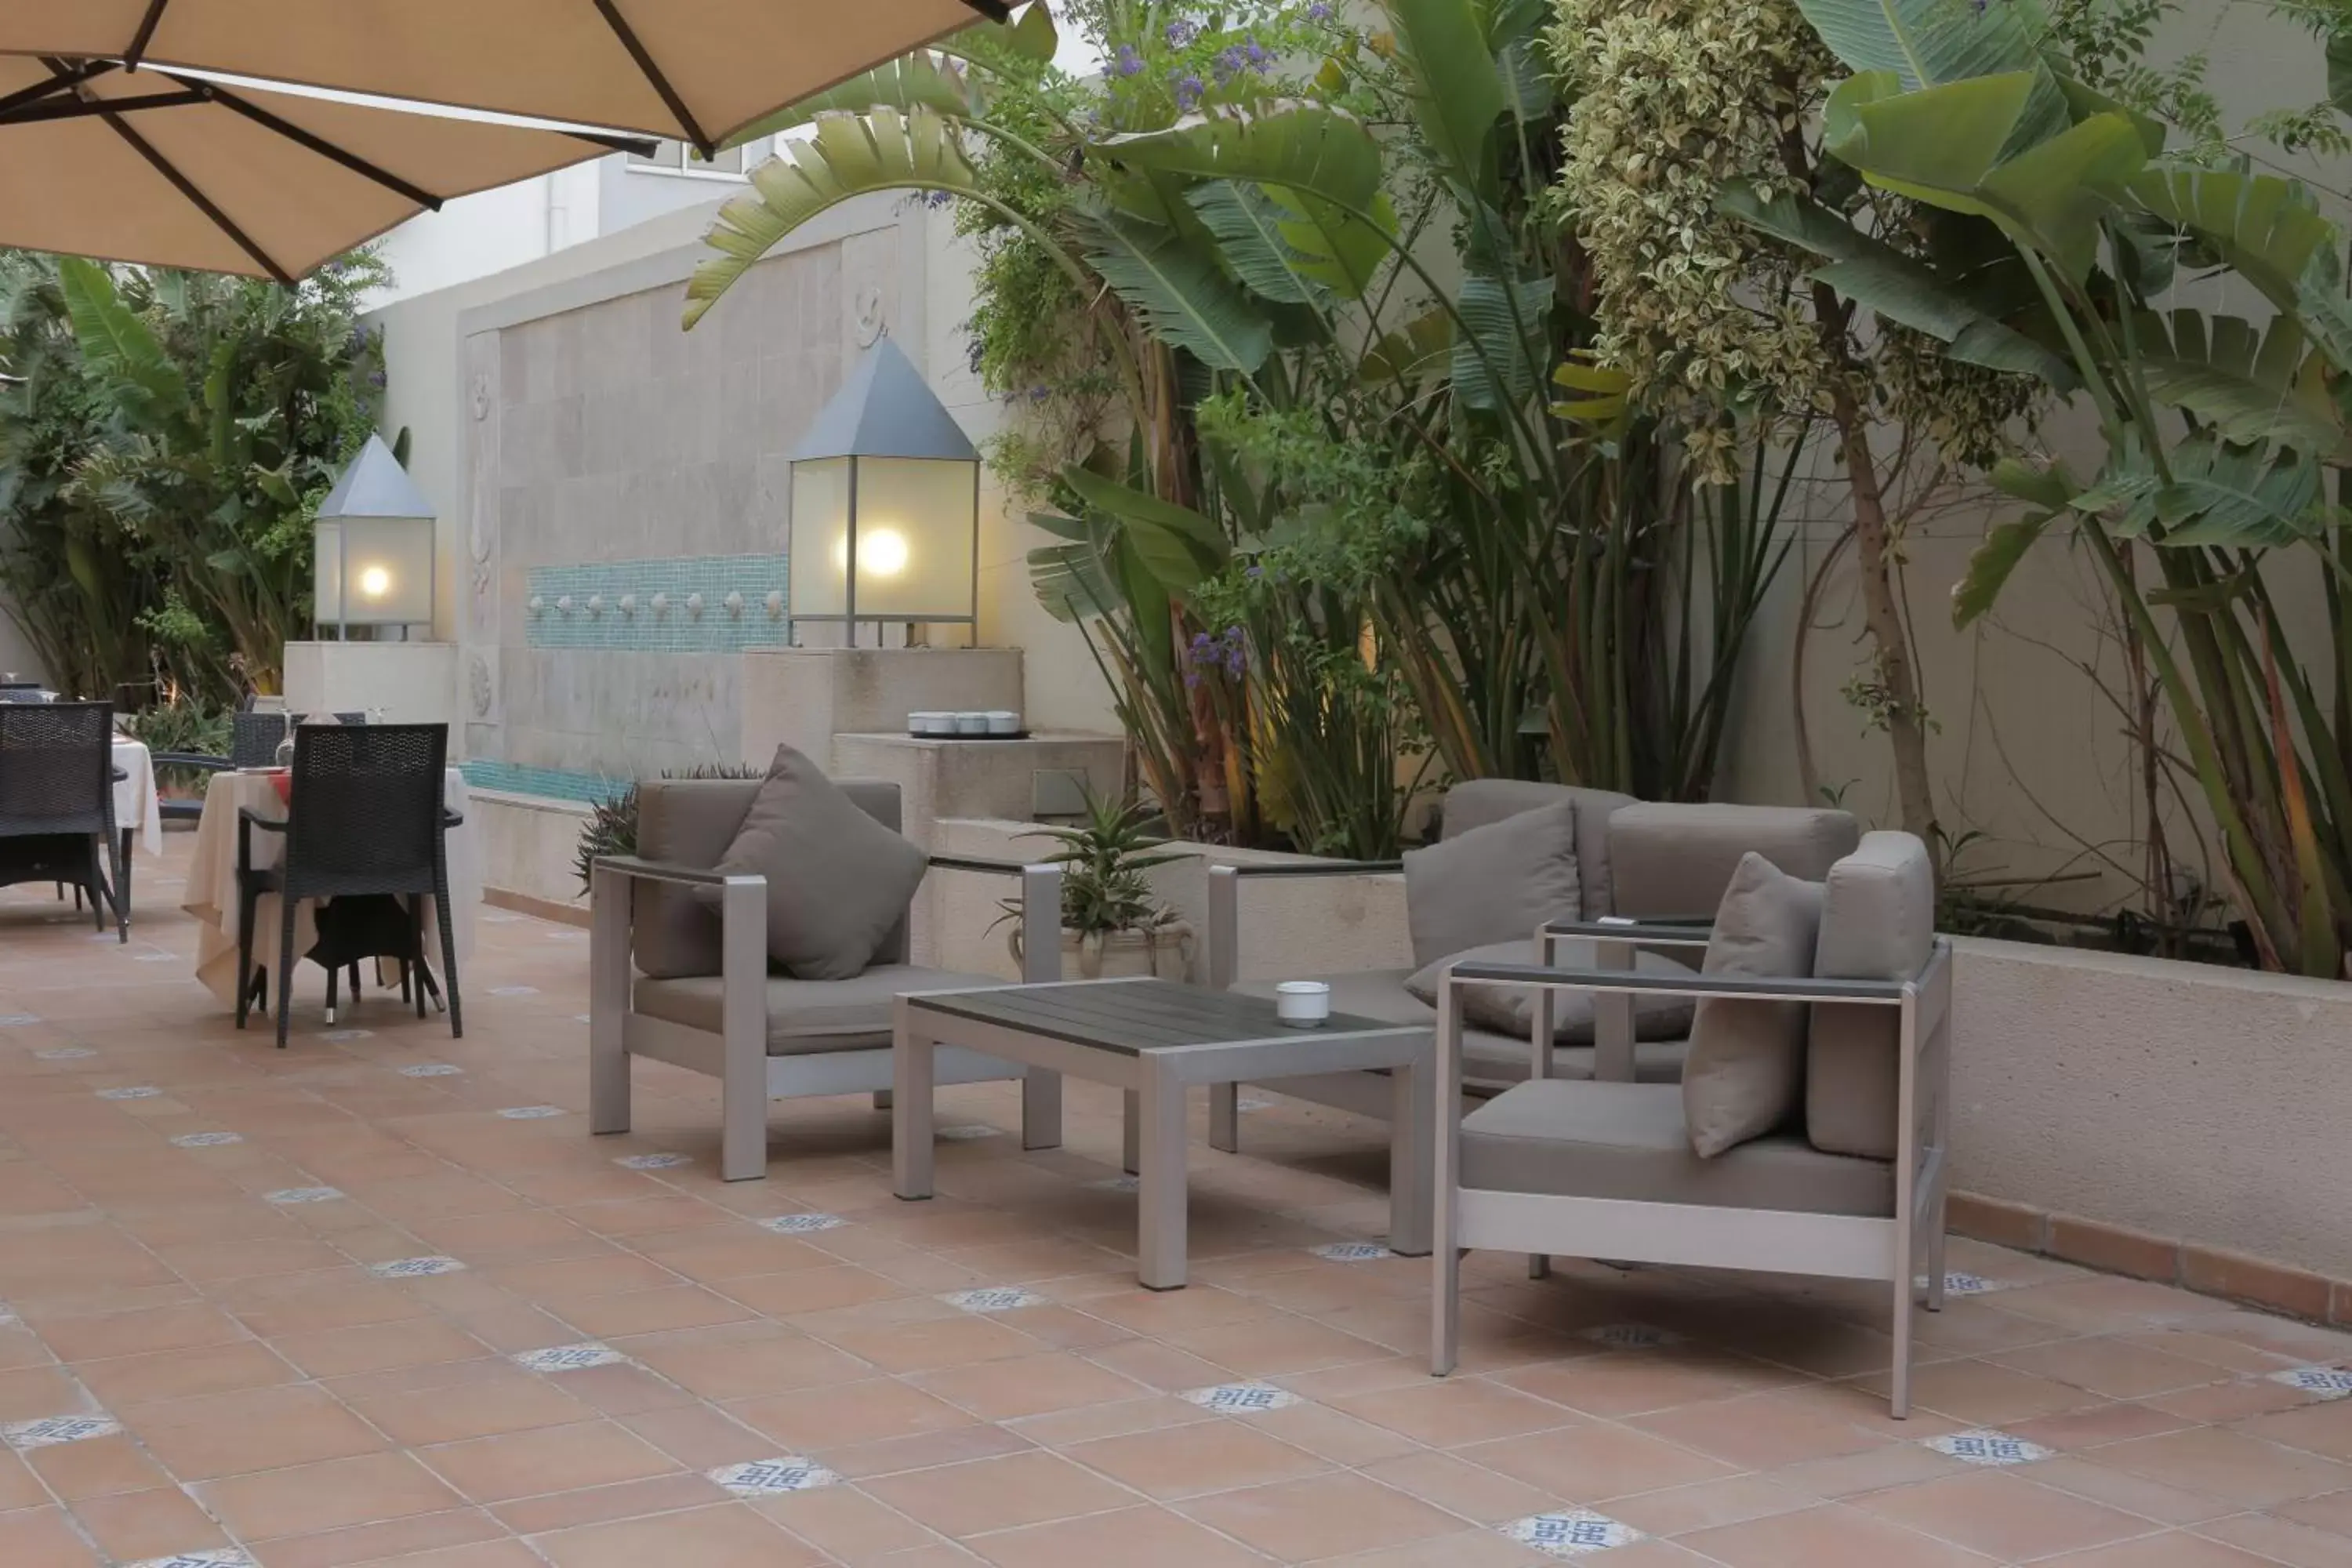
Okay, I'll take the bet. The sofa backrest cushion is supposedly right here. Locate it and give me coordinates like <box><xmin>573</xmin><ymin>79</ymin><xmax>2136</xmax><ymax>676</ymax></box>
<box><xmin>1807</xmin><ymin>830</ymin><xmax>1936</xmax><ymax>1160</ymax></box>
<box><xmin>1406</xmin><ymin>800</ymin><xmax>1581</xmax><ymax>968</ymax></box>
<box><xmin>1441</xmin><ymin>779</ymin><xmax>1635</xmax><ymax>915</ymax></box>
<box><xmin>1608</xmin><ymin>804</ymin><xmax>1858</xmax><ymax>921</ymax></box>
<box><xmin>633</xmin><ymin>771</ymin><xmax>911</xmax><ymax>978</ymax></box>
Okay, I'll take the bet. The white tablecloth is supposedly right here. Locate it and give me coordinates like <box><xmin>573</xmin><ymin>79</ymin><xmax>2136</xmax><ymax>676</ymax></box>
<box><xmin>181</xmin><ymin>768</ymin><xmax>480</xmax><ymax>1009</ymax></box>
<box><xmin>112</xmin><ymin>738</ymin><xmax>163</xmax><ymax>858</ymax></box>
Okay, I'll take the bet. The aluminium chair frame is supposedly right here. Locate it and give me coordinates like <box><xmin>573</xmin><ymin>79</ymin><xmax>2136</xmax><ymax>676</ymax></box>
<box><xmin>1430</xmin><ymin>937</ymin><xmax>1955</xmax><ymax>1418</ymax></box>
<box><xmin>588</xmin><ymin>852</ymin><xmax>1068</xmax><ymax>1181</ymax></box>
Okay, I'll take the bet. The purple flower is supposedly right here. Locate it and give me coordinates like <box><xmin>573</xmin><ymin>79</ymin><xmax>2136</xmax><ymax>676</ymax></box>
<box><xmin>1171</xmin><ymin>70</ymin><xmax>1203</xmax><ymax>109</ymax></box>
<box><xmin>1245</xmin><ymin>564</ymin><xmax>1264</xmax><ymax>579</ymax></box>
<box><xmin>1026</xmin><ymin>383</ymin><xmax>1051</xmax><ymax>403</ymax></box>
<box><xmin>924</xmin><ymin>188</ymin><xmax>955</xmax><ymax>209</ymax></box>
<box><xmin>1166</xmin><ymin>17</ymin><xmax>1199</xmax><ymax>45</ymax></box>
<box><xmin>1114</xmin><ymin>43</ymin><xmax>1145</xmax><ymax>77</ymax></box>
<box><xmin>1245</xmin><ymin>37</ymin><xmax>1271</xmax><ymax>67</ymax></box>
<box><xmin>1307</xmin><ymin>2</ymin><xmax>1333</xmax><ymax>18</ymax></box>
<box><xmin>365</xmin><ymin>369</ymin><xmax>387</xmax><ymax>389</ymax></box>
<box><xmin>1213</xmin><ymin>44</ymin><xmax>1244</xmax><ymax>82</ymax></box>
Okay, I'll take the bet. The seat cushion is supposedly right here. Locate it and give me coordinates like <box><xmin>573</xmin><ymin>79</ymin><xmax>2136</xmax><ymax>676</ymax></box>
<box><xmin>1403</xmin><ymin>800</ymin><xmax>1580</xmax><ymax>969</ymax></box>
<box><xmin>633</xmin><ymin>965</ymin><xmax>1007</xmax><ymax>1055</ymax></box>
<box><xmin>1229</xmin><ymin>971</ymin><xmax>1686</xmax><ymax>1088</ymax></box>
<box><xmin>698</xmin><ymin>745</ymin><xmax>927</xmax><ymax>982</ymax></box>
<box><xmin>1401</xmin><ymin>938</ymin><xmax>1697</xmax><ymax>1044</ymax></box>
<box><xmin>1461</xmin><ymin>1079</ymin><xmax>1893</xmax><ymax>1215</ymax></box>
<box><xmin>1682</xmin><ymin>852</ymin><xmax>1822</xmax><ymax>1158</ymax></box>
<box><xmin>1808</xmin><ymin>831</ymin><xmax>1936</xmax><ymax>1160</ymax></box>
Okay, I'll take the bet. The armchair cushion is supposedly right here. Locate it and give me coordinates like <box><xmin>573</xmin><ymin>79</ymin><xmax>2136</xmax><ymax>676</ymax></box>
<box><xmin>1607</xmin><ymin>803</ymin><xmax>1857</xmax><ymax>920</ymax></box>
<box><xmin>1440</xmin><ymin>781</ymin><xmax>1635</xmax><ymax>916</ymax></box>
<box><xmin>699</xmin><ymin>746</ymin><xmax>927</xmax><ymax>982</ymax></box>
<box><xmin>1403</xmin><ymin>800</ymin><xmax>1580</xmax><ymax>969</ymax></box>
<box><xmin>1403</xmin><ymin>938</ymin><xmax>1697</xmax><ymax>1044</ymax></box>
<box><xmin>1808</xmin><ymin>831</ymin><xmax>1936</xmax><ymax>1160</ymax></box>
<box><xmin>1460</xmin><ymin>1079</ymin><xmax>1893</xmax><ymax>1215</ymax></box>
<box><xmin>634</xmin><ymin>964</ymin><xmax>1008</xmax><ymax>1054</ymax></box>
<box><xmin>1682</xmin><ymin>852</ymin><xmax>1823</xmax><ymax>1157</ymax></box>
<box><xmin>634</xmin><ymin>779</ymin><xmax>762</xmax><ymax>978</ymax></box>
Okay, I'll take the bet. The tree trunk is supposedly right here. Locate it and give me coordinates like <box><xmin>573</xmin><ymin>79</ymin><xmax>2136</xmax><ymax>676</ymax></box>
<box><xmin>1828</xmin><ymin>379</ymin><xmax>1942</xmax><ymax>864</ymax></box>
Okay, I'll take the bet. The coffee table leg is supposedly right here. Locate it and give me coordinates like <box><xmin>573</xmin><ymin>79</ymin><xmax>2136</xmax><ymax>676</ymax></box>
<box><xmin>1137</xmin><ymin>1062</ymin><xmax>1188</xmax><ymax>1290</ymax></box>
<box><xmin>1386</xmin><ymin>1055</ymin><xmax>1434</xmax><ymax>1256</ymax></box>
<box><xmin>1207</xmin><ymin>1083</ymin><xmax>1240</xmax><ymax>1152</ymax></box>
<box><xmin>1021</xmin><ymin>1069</ymin><xmax>1062</xmax><ymax>1151</ymax></box>
<box><xmin>1122</xmin><ymin>1091</ymin><xmax>1141</xmax><ymax>1177</ymax></box>
<box><xmin>891</xmin><ymin>1002</ymin><xmax>935</xmax><ymax>1201</ymax></box>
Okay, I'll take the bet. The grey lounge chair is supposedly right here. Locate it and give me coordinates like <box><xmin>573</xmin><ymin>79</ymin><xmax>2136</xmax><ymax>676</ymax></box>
<box><xmin>588</xmin><ymin>776</ymin><xmax>1065</xmax><ymax>1181</ymax></box>
<box><xmin>1431</xmin><ymin>831</ymin><xmax>1952</xmax><ymax>1417</ymax></box>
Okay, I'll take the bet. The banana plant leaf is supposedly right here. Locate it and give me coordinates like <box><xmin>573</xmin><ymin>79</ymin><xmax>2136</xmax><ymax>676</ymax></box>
<box><xmin>1794</xmin><ymin>0</ymin><xmax>2051</xmax><ymax>89</ymax></box>
<box><xmin>1061</xmin><ymin>464</ymin><xmax>1230</xmax><ymax>590</ymax></box>
<box><xmin>1450</xmin><ymin>271</ymin><xmax>1551</xmax><ymax>409</ymax></box>
<box><xmin>2130</xmin><ymin>310</ymin><xmax>2346</xmax><ymax>458</ymax></box>
<box><xmin>1073</xmin><ymin>201</ymin><xmax>1275</xmax><ymax>373</ymax></box>
<box><xmin>1381</xmin><ymin>0</ymin><xmax>1508</xmax><ymax>201</ymax></box>
<box><xmin>724</xmin><ymin>52</ymin><xmax>980</xmax><ymax>145</ymax></box>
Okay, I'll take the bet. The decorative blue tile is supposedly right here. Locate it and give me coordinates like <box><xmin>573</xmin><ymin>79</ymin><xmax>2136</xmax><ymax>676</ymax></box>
<box><xmin>1087</xmin><ymin>1174</ymin><xmax>1139</xmax><ymax>1193</ymax></box>
<box><xmin>489</xmin><ymin>985</ymin><xmax>539</xmax><ymax>998</ymax></box>
<box><xmin>0</xmin><ymin>1014</ymin><xmax>42</xmax><ymax>1027</ymax></box>
<box><xmin>265</xmin><ymin>1187</ymin><xmax>344</xmax><ymax>1205</ymax></box>
<box><xmin>96</xmin><ymin>1086</ymin><xmax>160</xmax><ymax>1100</ymax></box>
<box><xmin>369</xmin><ymin>1256</ymin><xmax>465</xmax><ymax>1279</ymax></box>
<box><xmin>397</xmin><ymin>1063</ymin><xmax>461</xmax><ymax>1077</ymax></box>
<box><xmin>3</xmin><ymin>1414</ymin><xmax>121</xmax><ymax>1450</ymax></box>
<box><xmin>936</xmin><ymin>1123</ymin><xmax>1001</xmax><ymax>1142</ymax></box>
<box><xmin>126</xmin><ymin>1552</ymin><xmax>256</xmax><ymax>1568</ymax></box>
<box><xmin>1181</xmin><ymin>1381</ymin><xmax>1301</xmax><ymax>1414</ymax></box>
<box><xmin>498</xmin><ymin>1105</ymin><xmax>565</xmax><ymax>1120</ymax></box>
<box><xmin>170</xmin><ymin>1132</ymin><xmax>241</xmax><ymax>1148</ymax></box>
<box><xmin>459</xmin><ymin>760</ymin><xmax>630</xmax><ymax>806</ymax></box>
<box><xmin>1579</xmin><ymin>1324</ymin><xmax>1682</xmax><ymax>1348</ymax></box>
<box><xmin>708</xmin><ymin>1457</ymin><xmax>840</xmax><ymax>1496</ymax></box>
<box><xmin>1311</xmin><ymin>1242</ymin><xmax>1393</xmax><ymax>1262</ymax></box>
<box><xmin>2270</xmin><ymin>1366</ymin><xmax>2352</xmax><ymax>1399</ymax></box>
<box><xmin>513</xmin><ymin>1343</ymin><xmax>626</xmax><ymax>1373</ymax></box>
<box><xmin>34</xmin><ymin>1047</ymin><xmax>94</xmax><ymax>1060</ymax></box>
<box><xmin>758</xmin><ymin>1214</ymin><xmax>844</xmax><ymax>1235</ymax></box>
<box><xmin>1936</xmin><ymin>1272</ymin><xmax>2010</xmax><ymax>1296</ymax></box>
<box><xmin>1925</xmin><ymin>1428</ymin><xmax>2053</xmax><ymax>1466</ymax></box>
<box><xmin>325</xmin><ymin>1029</ymin><xmax>375</xmax><ymax>1044</ymax></box>
<box><xmin>615</xmin><ymin>1152</ymin><xmax>691</xmax><ymax>1170</ymax></box>
<box><xmin>1236</xmin><ymin>1095</ymin><xmax>1276</xmax><ymax>1112</ymax></box>
<box><xmin>527</xmin><ymin>554</ymin><xmax>792</xmax><ymax>654</ymax></box>
<box><xmin>941</xmin><ymin>1287</ymin><xmax>1046</xmax><ymax>1314</ymax></box>
<box><xmin>1504</xmin><ymin>1511</ymin><xmax>1646</xmax><ymax>1557</ymax></box>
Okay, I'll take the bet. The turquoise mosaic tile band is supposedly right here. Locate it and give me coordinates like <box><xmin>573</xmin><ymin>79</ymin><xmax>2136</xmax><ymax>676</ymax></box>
<box><xmin>524</xmin><ymin>554</ymin><xmax>791</xmax><ymax>652</ymax></box>
<box><xmin>459</xmin><ymin>759</ymin><xmax>630</xmax><ymax>805</ymax></box>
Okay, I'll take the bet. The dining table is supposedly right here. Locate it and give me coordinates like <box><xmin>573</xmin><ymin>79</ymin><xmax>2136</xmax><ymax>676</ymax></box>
<box><xmin>180</xmin><ymin>766</ymin><xmax>481</xmax><ymax>1011</ymax></box>
<box><xmin>111</xmin><ymin>736</ymin><xmax>163</xmax><ymax>860</ymax></box>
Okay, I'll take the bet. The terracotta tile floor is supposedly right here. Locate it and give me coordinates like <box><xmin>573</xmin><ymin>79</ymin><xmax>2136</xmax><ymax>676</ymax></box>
<box><xmin>3</xmin><ymin>844</ymin><xmax>2351</xmax><ymax>1566</ymax></box>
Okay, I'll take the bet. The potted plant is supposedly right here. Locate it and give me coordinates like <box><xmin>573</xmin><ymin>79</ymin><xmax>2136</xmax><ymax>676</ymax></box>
<box><xmin>1000</xmin><ymin>790</ymin><xmax>1193</xmax><ymax>980</ymax></box>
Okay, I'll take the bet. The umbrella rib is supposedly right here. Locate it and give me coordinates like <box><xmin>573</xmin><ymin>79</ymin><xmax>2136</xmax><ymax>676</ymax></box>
<box><xmin>0</xmin><ymin>61</ymin><xmax>114</xmax><ymax>122</ymax></box>
<box><xmin>590</xmin><ymin>0</ymin><xmax>713</xmax><ymax>158</ymax></box>
<box><xmin>0</xmin><ymin>89</ymin><xmax>207</xmax><ymax>125</ymax></box>
<box><xmin>125</xmin><ymin>0</ymin><xmax>171</xmax><ymax>71</ymax></box>
<box><xmin>96</xmin><ymin>100</ymin><xmax>293</xmax><ymax>285</ymax></box>
<box><xmin>957</xmin><ymin>0</ymin><xmax>1014</xmax><ymax>20</ymax></box>
<box><xmin>165</xmin><ymin>74</ymin><xmax>445</xmax><ymax>212</ymax></box>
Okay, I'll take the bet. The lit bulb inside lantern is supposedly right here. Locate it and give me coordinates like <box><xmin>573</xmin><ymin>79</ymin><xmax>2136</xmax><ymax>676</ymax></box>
<box><xmin>830</xmin><ymin>528</ymin><xmax>911</xmax><ymax>579</ymax></box>
<box><xmin>358</xmin><ymin>565</ymin><xmax>391</xmax><ymax>600</ymax></box>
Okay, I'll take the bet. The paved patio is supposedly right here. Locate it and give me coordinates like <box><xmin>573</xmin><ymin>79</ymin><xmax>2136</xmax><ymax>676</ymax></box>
<box><xmin>1</xmin><ymin>844</ymin><xmax>2350</xmax><ymax>1567</ymax></box>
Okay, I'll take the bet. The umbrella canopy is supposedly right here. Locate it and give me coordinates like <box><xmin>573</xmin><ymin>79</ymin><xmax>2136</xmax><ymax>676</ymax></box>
<box><xmin>3</xmin><ymin>0</ymin><xmax>1000</xmax><ymax>158</ymax></box>
<box><xmin>0</xmin><ymin>55</ymin><xmax>648</xmax><ymax>281</ymax></box>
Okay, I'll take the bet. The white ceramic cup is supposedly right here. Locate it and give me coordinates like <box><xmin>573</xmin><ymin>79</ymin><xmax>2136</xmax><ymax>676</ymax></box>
<box><xmin>954</xmin><ymin>711</ymin><xmax>989</xmax><ymax>736</ymax></box>
<box><xmin>985</xmin><ymin>710</ymin><xmax>1021</xmax><ymax>735</ymax></box>
<box><xmin>909</xmin><ymin>712</ymin><xmax>948</xmax><ymax>735</ymax></box>
<box><xmin>1274</xmin><ymin>980</ymin><xmax>1332</xmax><ymax>1028</ymax></box>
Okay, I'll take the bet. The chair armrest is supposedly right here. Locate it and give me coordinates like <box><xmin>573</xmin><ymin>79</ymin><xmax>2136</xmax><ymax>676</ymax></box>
<box><xmin>441</xmin><ymin>808</ymin><xmax>465</xmax><ymax>829</ymax></box>
<box><xmin>1205</xmin><ymin>859</ymin><xmax>1404</xmax><ymax>990</ymax></box>
<box><xmin>111</xmin><ymin>765</ymin><xmax>128</xmax><ymax>783</ymax></box>
<box><xmin>1446</xmin><ymin>957</ymin><xmax>1912</xmax><ymax>1005</ymax></box>
<box><xmin>590</xmin><ymin>854</ymin><xmax>746</xmax><ymax>891</ymax></box>
<box><xmin>235</xmin><ymin>807</ymin><xmax>287</xmax><ymax>833</ymax></box>
<box><xmin>1542</xmin><ymin>916</ymin><xmax>1713</xmax><ymax>947</ymax></box>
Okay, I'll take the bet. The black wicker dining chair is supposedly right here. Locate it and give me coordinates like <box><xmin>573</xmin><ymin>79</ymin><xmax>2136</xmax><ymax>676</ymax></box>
<box><xmin>234</xmin><ymin>722</ymin><xmax>463</xmax><ymax>1049</ymax></box>
<box><xmin>0</xmin><ymin>701</ymin><xmax>126</xmax><ymax>941</ymax></box>
<box><xmin>156</xmin><ymin>710</ymin><xmax>368</xmax><ymax>826</ymax></box>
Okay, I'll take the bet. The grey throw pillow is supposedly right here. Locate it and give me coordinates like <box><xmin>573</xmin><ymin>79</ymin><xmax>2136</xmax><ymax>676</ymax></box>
<box><xmin>1682</xmin><ymin>852</ymin><xmax>1824</xmax><ymax>1158</ymax></box>
<box><xmin>1403</xmin><ymin>938</ymin><xmax>1697</xmax><ymax>1042</ymax></box>
<box><xmin>1403</xmin><ymin>801</ymin><xmax>1580</xmax><ymax>970</ymax></box>
<box><xmin>695</xmin><ymin>746</ymin><xmax>927</xmax><ymax>981</ymax></box>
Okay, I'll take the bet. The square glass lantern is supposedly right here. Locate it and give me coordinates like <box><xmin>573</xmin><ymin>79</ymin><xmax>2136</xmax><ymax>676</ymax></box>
<box><xmin>314</xmin><ymin>433</ymin><xmax>436</xmax><ymax>635</ymax></box>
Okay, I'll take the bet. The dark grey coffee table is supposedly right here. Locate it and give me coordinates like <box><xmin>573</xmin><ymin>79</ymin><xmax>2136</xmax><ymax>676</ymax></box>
<box><xmin>892</xmin><ymin>977</ymin><xmax>1432</xmax><ymax>1289</ymax></box>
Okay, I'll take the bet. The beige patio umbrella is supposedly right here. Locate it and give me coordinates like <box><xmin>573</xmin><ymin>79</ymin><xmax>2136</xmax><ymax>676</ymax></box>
<box><xmin>0</xmin><ymin>54</ymin><xmax>652</xmax><ymax>281</ymax></box>
<box><xmin>2</xmin><ymin>0</ymin><xmax>1000</xmax><ymax>158</ymax></box>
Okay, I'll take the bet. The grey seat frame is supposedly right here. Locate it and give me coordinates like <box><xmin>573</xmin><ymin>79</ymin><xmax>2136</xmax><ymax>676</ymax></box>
<box><xmin>589</xmin><ymin>851</ymin><xmax>1066</xmax><ymax>1181</ymax></box>
<box><xmin>1430</xmin><ymin>931</ymin><xmax>1955</xmax><ymax>1417</ymax></box>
